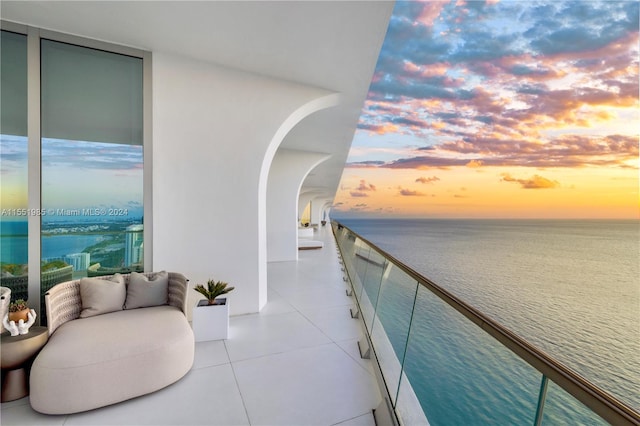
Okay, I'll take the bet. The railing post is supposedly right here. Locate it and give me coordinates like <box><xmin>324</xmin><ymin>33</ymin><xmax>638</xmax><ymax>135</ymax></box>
<box><xmin>534</xmin><ymin>375</ymin><xmax>549</xmax><ymax>426</ymax></box>
<box><xmin>357</xmin><ymin>336</ymin><xmax>371</xmax><ymax>359</ymax></box>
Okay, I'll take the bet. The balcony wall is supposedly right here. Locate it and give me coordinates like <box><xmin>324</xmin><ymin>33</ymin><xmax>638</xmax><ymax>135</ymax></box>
<box><xmin>152</xmin><ymin>52</ymin><xmax>338</xmax><ymax>316</ymax></box>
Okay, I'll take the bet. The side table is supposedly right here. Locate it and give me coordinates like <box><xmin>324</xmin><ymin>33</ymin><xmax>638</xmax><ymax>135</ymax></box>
<box><xmin>1</xmin><ymin>326</ymin><xmax>48</xmax><ymax>402</ymax></box>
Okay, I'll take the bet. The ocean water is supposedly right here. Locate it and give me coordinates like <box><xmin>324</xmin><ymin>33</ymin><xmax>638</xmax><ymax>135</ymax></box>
<box><xmin>337</xmin><ymin>218</ymin><xmax>639</xmax><ymax>423</ymax></box>
<box><xmin>0</xmin><ymin>221</ymin><xmax>104</xmax><ymax>264</ymax></box>
<box><xmin>0</xmin><ymin>221</ymin><xmax>28</xmax><ymax>264</ymax></box>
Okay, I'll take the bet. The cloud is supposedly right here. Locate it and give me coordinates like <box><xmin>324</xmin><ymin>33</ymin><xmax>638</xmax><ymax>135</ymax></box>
<box><xmin>501</xmin><ymin>173</ymin><xmax>560</xmax><ymax>189</ymax></box>
<box><xmin>399</xmin><ymin>188</ymin><xmax>425</xmax><ymax>196</ymax></box>
<box><xmin>416</xmin><ymin>176</ymin><xmax>440</xmax><ymax>184</ymax></box>
<box><xmin>350</xmin><ymin>191</ymin><xmax>369</xmax><ymax>198</ymax></box>
<box><xmin>357</xmin><ymin>122</ymin><xmax>401</xmax><ymax>135</ymax></box>
<box><xmin>345</xmin><ymin>160</ymin><xmax>387</xmax><ymax>169</ymax></box>
<box><xmin>356</xmin><ymin>179</ymin><xmax>377</xmax><ymax>192</ymax></box>
<box><xmin>366</xmin><ymin>134</ymin><xmax>639</xmax><ymax>170</ymax></box>
<box><xmin>350</xmin><ymin>1</ymin><xmax>639</xmax><ymax>172</ymax></box>
<box><xmin>349</xmin><ymin>203</ymin><xmax>370</xmax><ymax>212</ymax></box>
<box><xmin>417</xmin><ymin>2</ymin><xmax>447</xmax><ymax>27</ymax></box>
<box><xmin>0</xmin><ymin>138</ymin><xmax>28</xmax><ymax>174</ymax></box>
<box><xmin>526</xmin><ymin>2</ymin><xmax>639</xmax><ymax>55</ymax></box>
<box><xmin>40</xmin><ymin>139</ymin><xmax>143</xmax><ymax>171</ymax></box>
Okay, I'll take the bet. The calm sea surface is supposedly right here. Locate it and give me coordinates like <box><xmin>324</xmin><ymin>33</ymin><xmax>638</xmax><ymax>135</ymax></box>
<box><xmin>0</xmin><ymin>221</ymin><xmax>103</xmax><ymax>263</ymax></box>
<box><xmin>338</xmin><ymin>218</ymin><xmax>639</xmax><ymax>420</ymax></box>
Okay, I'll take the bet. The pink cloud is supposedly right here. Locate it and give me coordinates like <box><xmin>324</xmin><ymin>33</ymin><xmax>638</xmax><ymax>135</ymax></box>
<box><xmin>373</xmin><ymin>133</ymin><xmax>638</xmax><ymax>170</ymax></box>
<box><xmin>350</xmin><ymin>191</ymin><xmax>369</xmax><ymax>198</ymax></box>
<box><xmin>356</xmin><ymin>179</ymin><xmax>377</xmax><ymax>191</ymax></box>
<box><xmin>416</xmin><ymin>2</ymin><xmax>446</xmax><ymax>27</ymax></box>
<box><xmin>399</xmin><ymin>188</ymin><xmax>425</xmax><ymax>196</ymax></box>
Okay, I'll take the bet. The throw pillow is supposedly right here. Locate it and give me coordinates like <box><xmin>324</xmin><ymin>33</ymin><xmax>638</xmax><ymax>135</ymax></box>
<box><xmin>79</xmin><ymin>274</ymin><xmax>126</xmax><ymax>318</ymax></box>
<box><xmin>124</xmin><ymin>271</ymin><xmax>169</xmax><ymax>309</ymax></box>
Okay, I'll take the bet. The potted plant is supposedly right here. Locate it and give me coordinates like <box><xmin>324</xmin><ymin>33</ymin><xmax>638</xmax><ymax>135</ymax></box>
<box><xmin>8</xmin><ymin>299</ymin><xmax>30</xmax><ymax>323</ymax></box>
<box><xmin>194</xmin><ymin>280</ymin><xmax>234</xmax><ymax>306</ymax></box>
<box><xmin>192</xmin><ymin>279</ymin><xmax>234</xmax><ymax>342</ymax></box>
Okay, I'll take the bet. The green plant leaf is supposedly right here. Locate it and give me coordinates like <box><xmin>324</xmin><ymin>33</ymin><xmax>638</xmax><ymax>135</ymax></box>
<box><xmin>194</xmin><ymin>279</ymin><xmax>234</xmax><ymax>304</ymax></box>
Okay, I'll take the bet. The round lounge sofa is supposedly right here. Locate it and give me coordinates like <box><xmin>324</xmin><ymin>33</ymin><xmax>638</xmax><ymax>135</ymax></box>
<box><xmin>29</xmin><ymin>271</ymin><xmax>194</xmax><ymax>415</ymax></box>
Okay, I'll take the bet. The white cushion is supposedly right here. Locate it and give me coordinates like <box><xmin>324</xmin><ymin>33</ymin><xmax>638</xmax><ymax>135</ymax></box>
<box><xmin>79</xmin><ymin>274</ymin><xmax>125</xmax><ymax>318</ymax></box>
<box><xmin>125</xmin><ymin>271</ymin><xmax>168</xmax><ymax>309</ymax></box>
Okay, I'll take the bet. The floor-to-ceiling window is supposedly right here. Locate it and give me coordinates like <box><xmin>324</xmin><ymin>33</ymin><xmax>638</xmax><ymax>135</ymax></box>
<box><xmin>0</xmin><ymin>30</ymin><xmax>29</xmax><ymax>300</ymax></box>
<box><xmin>0</xmin><ymin>24</ymin><xmax>149</xmax><ymax>320</ymax></box>
<box><xmin>40</xmin><ymin>39</ymin><xmax>144</xmax><ymax>282</ymax></box>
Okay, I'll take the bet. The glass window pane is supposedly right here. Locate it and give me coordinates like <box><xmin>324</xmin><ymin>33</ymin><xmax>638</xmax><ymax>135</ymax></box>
<box><xmin>1</xmin><ymin>30</ymin><xmax>27</xmax><ymax>136</ymax></box>
<box><xmin>0</xmin><ymin>30</ymin><xmax>28</xmax><ymax>301</ymax></box>
<box><xmin>40</xmin><ymin>40</ymin><xmax>144</xmax><ymax>315</ymax></box>
<box><xmin>41</xmin><ymin>39</ymin><xmax>142</xmax><ymax>145</ymax></box>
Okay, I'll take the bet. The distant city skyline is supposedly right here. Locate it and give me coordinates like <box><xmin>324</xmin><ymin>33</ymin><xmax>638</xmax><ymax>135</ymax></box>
<box><xmin>334</xmin><ymin>1</ymin><xmax>639</xmax><ymax>219</ymax></box>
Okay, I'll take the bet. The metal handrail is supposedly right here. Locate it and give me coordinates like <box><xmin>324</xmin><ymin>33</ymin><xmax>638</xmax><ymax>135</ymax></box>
<box><xmin>333</xmin><ymin>221</ymin><xmax>640</xmax><ymax>426</ymax></box>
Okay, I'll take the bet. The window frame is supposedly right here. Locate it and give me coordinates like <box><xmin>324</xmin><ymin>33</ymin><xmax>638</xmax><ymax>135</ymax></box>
<box><xmin>0</xmin><ymin>21</ymin><xmax>152</xmax><ymax>319</ymax></box>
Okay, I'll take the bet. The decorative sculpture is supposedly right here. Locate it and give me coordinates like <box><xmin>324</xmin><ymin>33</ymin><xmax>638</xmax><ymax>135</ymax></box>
<box><xmin>2</xmin><ymin>309</ymin><xmax>37</xmax><ymax>336</ymax></box>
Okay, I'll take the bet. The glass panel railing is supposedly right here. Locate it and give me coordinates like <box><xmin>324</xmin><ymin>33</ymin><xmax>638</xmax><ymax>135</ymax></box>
<box><xmin>400</xmin><ymin>284</ymin><xmax>540</xmax><ymax>425</ymax></box>
<box><xmin>541</xmin><ymin>379</ymin><xmax>608</xmax><ymax>425</ymax></box>
<box><xmin>335</xmin><ymin>228</ymin><xmax>361</xmax><ymax>297</ymax></box>
<box><xmin>353</xmin><ymin>236</ymin><xmax>370</xmax><ymax>282</ymax></box>
<box><xmin>361</xmin><ymin>249</ymin><xmax>387</xmax><ymax>332</ymax></box>
<box><xmin>332</xmin><ymin>221</ymin><xmax>640</xmax><ymax>426</ymax></box>
<box><xmin>369</xmin><ymin>264</ymin><xmax>418</xmax><ymax>404</ymax></box>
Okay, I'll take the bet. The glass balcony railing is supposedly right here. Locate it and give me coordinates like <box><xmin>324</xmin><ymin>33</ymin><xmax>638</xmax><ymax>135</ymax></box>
<box><xmin>332</xmin><ymin>221</ymin><xmax>639</xmax><ymax>426</ymax></box>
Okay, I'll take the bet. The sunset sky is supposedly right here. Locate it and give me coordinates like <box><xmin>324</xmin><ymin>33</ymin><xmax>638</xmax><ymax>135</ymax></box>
<box><xmin>334</xmin><ymin>0</ymin><xmax>639</xmax><ymax>219</ymax></box>
<box><xmin>0</xmin><ymin>136</ymin><xmax>143</xmax><ymax>221</ymax></box>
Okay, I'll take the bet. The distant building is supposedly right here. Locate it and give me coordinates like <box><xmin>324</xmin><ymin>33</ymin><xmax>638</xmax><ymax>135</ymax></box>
<box><xmin>125</xmin><ymin>224</ymin><xmax>144</xmax><ymax>267</ymax></box>
<box><xmin>64</xmin><ymin>253</ymin><xmax>90</xmax><ymax>271</ymax></box>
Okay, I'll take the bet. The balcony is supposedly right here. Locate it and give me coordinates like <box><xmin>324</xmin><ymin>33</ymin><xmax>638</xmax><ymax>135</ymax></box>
<box><xmin>0</xmin><ymin>226</ymin><xmax>382</xmax><ymax>425</ymax></box>
<box><xmin>333</xmin><ymin>221</ymin><xmax>640</xmax><ymax>426</ymax></box>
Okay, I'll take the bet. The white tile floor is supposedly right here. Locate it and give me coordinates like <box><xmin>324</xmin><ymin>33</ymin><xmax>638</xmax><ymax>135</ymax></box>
<box><xmin>0</xmin><ymin>226</ymin><xmax>382</xmax><ymax>425</ymax></box>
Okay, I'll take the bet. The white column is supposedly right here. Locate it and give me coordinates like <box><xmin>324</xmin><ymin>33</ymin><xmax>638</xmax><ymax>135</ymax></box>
<box><xmin>152</xmin><ymin>53</ymin><xmax>339</xmax><ymax>316</ymax></box>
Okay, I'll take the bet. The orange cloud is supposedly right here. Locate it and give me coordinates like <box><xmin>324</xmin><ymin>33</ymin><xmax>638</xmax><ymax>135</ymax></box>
<box><xmin>501</xmin><ymin>173</ymin><xmax>560</xmax><ymax>189</ymax></box>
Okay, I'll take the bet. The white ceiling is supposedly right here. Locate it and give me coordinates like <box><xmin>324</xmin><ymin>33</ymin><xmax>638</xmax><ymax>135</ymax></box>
<box><xmin>2</xmin><ymin>1</ymin><xmax>394</xmax><ymax>200</ymax></box>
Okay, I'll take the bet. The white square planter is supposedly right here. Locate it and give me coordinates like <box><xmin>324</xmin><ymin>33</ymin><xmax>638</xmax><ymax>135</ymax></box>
<box><xmin>192</xmin><ymin>298</ymin><xmax>229</xmax><ymax>342</ymax></box>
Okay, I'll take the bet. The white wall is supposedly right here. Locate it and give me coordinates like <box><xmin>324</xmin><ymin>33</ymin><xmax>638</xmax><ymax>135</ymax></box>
<box><xmin>267</xmin><ymin>149</ymin><xmax>329</xmax><ymax>262</ymax></box>
<box><xmin>152</xmin><ymin>52</ymin><xmax>338</xmax><ymax>316</ymax></box>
